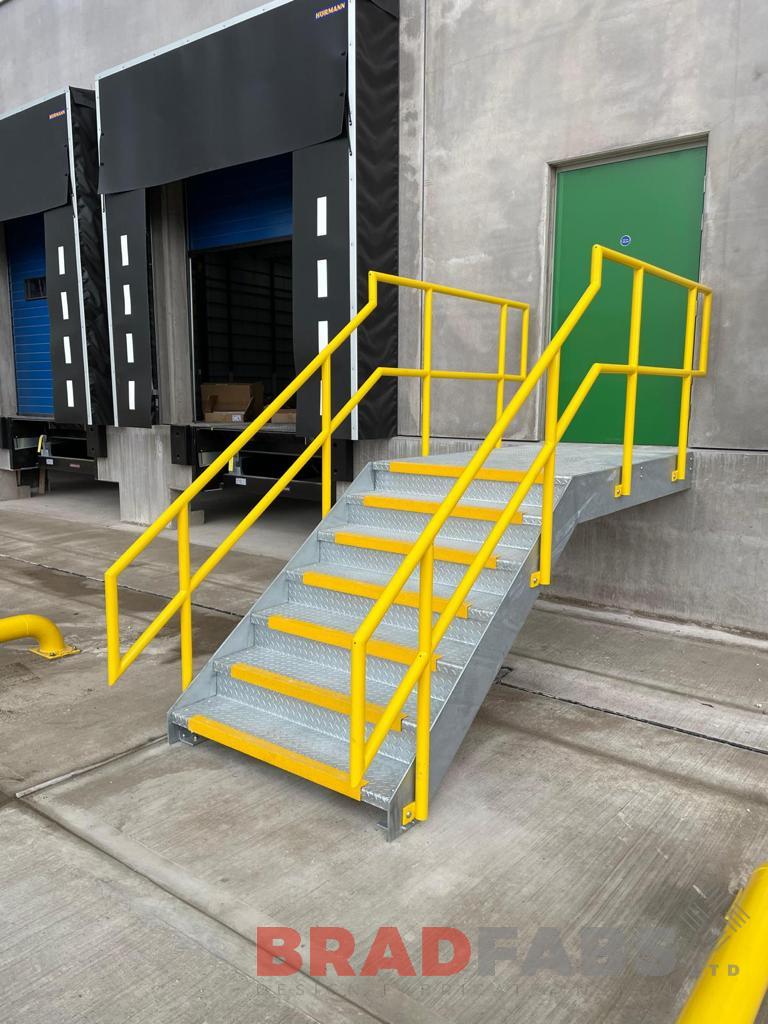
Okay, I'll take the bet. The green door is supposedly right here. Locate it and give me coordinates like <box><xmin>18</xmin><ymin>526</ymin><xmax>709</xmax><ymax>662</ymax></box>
<box><xmin>551</xmin><ymin>147</ymin><xmax>706</xmax><ymax>444</ymax></box>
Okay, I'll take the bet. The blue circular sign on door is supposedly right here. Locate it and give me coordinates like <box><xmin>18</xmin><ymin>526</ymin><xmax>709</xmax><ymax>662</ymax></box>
<box><xmin>620</xmin><ymin>234</ymin><xmax>632</xmax><ymax>246</ymax></box>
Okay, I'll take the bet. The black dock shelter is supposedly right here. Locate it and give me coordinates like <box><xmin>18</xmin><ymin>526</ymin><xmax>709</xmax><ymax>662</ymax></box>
<box><xmin>0</xmin><ymin>89</ymin><xmax>112</xmax><ymax>438</ymax></box>
<box><xmin>96</xmin><ymin>0</ymin><xmax>399</xmax><ymax>447</ymax></box>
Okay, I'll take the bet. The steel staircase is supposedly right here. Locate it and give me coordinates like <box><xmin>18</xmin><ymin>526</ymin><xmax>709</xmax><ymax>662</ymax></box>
<box><xmin>165</xmin><ymin>443</ymin><xmax>686</xmax><ymax>837</ymax></box>
<box><xmin>105</xmin><ymin>247</ymin><xmax>712</xmax><ymax>838</ymax></box>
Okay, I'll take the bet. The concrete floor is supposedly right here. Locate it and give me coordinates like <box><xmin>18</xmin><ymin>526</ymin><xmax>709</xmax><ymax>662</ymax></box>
<box><xmin>1</xmin><ymin>472</ymin><xmax>321</xmax><ymax>562</ymax></box>
<box><xmin>0</xmin><ymin>492</ymin><xmax>767</xmax><ymax>1022</ymax></box>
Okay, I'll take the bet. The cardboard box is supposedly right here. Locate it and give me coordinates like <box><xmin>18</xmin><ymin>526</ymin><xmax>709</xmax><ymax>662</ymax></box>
<box><xmin>269</xmin><ymin>408</ymin><xmax>297</xmax><ymax>426</ymax></box>
<box><xmin>201</xmin><ymin>383</ymin><xmax>264</xmax><ymax>424</ymax></box>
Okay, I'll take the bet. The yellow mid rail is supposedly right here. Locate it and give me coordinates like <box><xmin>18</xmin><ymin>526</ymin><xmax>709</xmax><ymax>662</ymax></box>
<box><xmin>105</xmin><ymin>245</ymin><xmax>711</xmax><ymax>821</ymax></box>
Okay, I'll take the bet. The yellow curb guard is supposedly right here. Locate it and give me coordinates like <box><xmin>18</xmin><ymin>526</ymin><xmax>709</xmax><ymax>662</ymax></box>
<box><xmin>0</xmin><ymin>615</ymin><xmax>79</xmax><ymax>660</ymax></box>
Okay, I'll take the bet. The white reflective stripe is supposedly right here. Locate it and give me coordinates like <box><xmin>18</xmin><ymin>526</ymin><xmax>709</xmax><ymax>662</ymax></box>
<box><xmin>120</xmin><ymin>234</ymin><xmax>129</xmax><ymax>267</ymax></box>
<box><xmin>125</xmin><ymin>332</ymin><xmax>134</xmax><ymax>363</ymax></box>
<box><xmin>123</xmin><ymin>284</ymin><xmax>131</xmax><ymax>315</ymax></box>
<box><xmin>317</xmin><ymin>259</ymin><xmax>328</xmax><ymax>298</ymax></box>
<box><xmin>318</xmin><ymin>320</ymin><xmax>329</xmax><ymax>351</ymax></box>
<box><xmin>58</xmin><ymin>246</ymin><xmax>66</xmax><ymax>275</ymax></box>
<box><xmin>66</xmin><ymin>380</ymin><xmax>74</xmax><ymax>407</ymax></box>
<box><xmin>60</xmin><ymin>291</ymin><xmax>69</xmax><ymax>320</ymax></box>
<box><xmin>63</xmin><ymin>336</ymin><xmax>71</xmax><ymax>364</ymax></box>
<box><xmin>316</xmin><ymin>196</ymin><xmax>327</xmax><ymax>237</ymax></box>
<box><xmin>128</xmin><ymin>380</ymin><xmax>136</xmax><ymax>411</ymax></box>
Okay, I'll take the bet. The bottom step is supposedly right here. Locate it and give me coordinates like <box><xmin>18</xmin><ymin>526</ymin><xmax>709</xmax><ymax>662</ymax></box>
<box><xmin>172</xmin><ymin>695</ymin><xmax>409</xmax><ymax>807</ymax></box>
<box><xmin>188</xmin><ymin>713</ymin><xmax>363</xmax><ymax>799</ymax></box>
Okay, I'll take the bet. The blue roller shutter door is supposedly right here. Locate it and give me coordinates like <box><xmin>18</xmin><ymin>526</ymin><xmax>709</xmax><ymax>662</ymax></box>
<box><xmin>6</xmin><ymin>213</ymin><xmax>54</xmax><ymax>416</ymax></box>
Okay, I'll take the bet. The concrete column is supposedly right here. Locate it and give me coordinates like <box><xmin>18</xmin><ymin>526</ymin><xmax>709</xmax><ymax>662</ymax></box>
<box><xmin>98</xmin><ymin>425</ymin><xmax>193</xmax><ymax>525</ymax></box>
<box><xmin>0</xmin><ymin>229</ymin><xmax>17</xmax><ymax>418</ymax></box>
<box><xmin>150</xmin><ymin>182</ymin><xmax>195</xmax><ymax>425</ymax></box>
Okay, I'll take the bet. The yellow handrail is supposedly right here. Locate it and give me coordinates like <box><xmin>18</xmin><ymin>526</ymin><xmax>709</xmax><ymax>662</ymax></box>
<box><xmin>347</xmin><ymin>246</ymin><xmax>711</xmax><ymax>821</ymax></box>
<box><xmin>104</xmin><ymin>273</ymin><xmax>530</xmax><ymax>687</ymax></box>
<box><xmin>105</xmin><ymin>245</ymin><xmax>711</xmax><ymax>826</ymax></box>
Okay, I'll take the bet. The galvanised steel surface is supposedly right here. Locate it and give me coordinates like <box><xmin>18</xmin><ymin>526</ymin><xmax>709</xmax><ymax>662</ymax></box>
<box><xmin>168</xmin><ymin>443</ymin><xmax>691</xmax><ymax>838</ymax></box>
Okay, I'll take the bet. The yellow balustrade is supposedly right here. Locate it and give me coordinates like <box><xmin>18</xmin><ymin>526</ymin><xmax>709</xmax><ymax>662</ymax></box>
<box><xmin>105</xmin><ymin>246</ymin><xmax>711</xmax><ymax>823</ymax></box>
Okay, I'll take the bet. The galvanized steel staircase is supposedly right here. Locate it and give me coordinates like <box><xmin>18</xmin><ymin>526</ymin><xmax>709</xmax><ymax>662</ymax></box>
<box><xmin>167</xmin><ymin>442</ymin><xmax>688</xmax><ymax>838</ymax></box>
<box><xmin>106</xmin><ymin>251</ymin><xmax>711</xmax><ymax>839</ymax></box>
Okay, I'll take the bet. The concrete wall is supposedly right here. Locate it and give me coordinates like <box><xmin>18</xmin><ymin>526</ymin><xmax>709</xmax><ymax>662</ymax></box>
<box><xmin>150</xmin><ymin>183</ymin><xmax>194</xmax><ymax>425</ymax></box>
<box><xmin>398</xmin><ymin>0</ymin><xmax>768</xmax><ymax>449</ymax></box>
<box><xmin>0</xmin><ymin>0</ymin><xmax>765</xmax><ymax>631</ymax></box>
<box><xmin>381</xmin><ymin>0</ymin><xmax>768</xmax><ymax>635</ymax></box>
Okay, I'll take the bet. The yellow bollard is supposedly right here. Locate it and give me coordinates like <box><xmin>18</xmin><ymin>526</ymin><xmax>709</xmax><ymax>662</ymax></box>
<box><xmin>677</xmin><ymin>864</ymin><xmax>768</xmax><ymax>1023</ymax></box>
<box><xmin>0</xmin><ymin>615</ymin><xmax>79</xmax><ymax>660</ymax></box>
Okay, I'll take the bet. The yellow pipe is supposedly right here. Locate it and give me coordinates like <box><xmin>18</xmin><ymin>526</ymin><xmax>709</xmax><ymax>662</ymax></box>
<box><xmin>105</xmin><ymin>272</ymin><xmax>530</xmax><ymax>686</ymax></box>
<box><xmin>495</xmin><ymin>303</ymin><xmax>509</xmax><ymax>446</ymax></box>
<box><xmin>619</xmin><ymin>267</ymin><xmax>645</xmax><ymax>497</ymax></box>
<box><xmin>349</xmin><ymin>269</ymin><xmax>602</xmax><ymax>784</ymax></box>
<box><xmin>421</xmin><ymin>289</ymin><xmax>433</xmax><ymax>457</ymax></box>
<box><xmin>415</xmin><ymin>546</ymin><xmax>434</xmax><ymax>820</ymax></box>
<box><xmin>0</xmin><ymin>614</ymin><xmax>78</xmax><ymax>660</ymax></box>
<box><xmin>177</xmin><ymin>505</ymin><xmax>193</xmax><ymax>690</ymax></box>
<box><xmin>537</xmin><ymin>351</ymin><xmax>560</xmax><ymax>586</ymax></box>
<box><xmin>519</xmin><ymin>304</ymin><xmax>530</xmax><ymax>378</ymax></box>
<box><xmin>674</xmin><ymin>287</ymin><xmax>699</xmax><ymax>483</ymax></box>
<box><xmin>676</xmin><ymin>863</ymin><xmax>768</xmax><ymax>1024</ymax></box>
<box><xmin>321</xmin><ymin>355</ymin><xmax>332</xmax><ymax>516</ymax></box>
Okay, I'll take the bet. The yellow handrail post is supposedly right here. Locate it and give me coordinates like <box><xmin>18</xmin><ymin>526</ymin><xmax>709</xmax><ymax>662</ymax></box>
<box><xmin>699</xmin><ymin>290</ymin><xmax>712</xmax><ymax>376</ymax></box>
<box><xmin>673</xmin><ymin>286</ymin><xmax>699</xmax><ymax>483</ymax></box>
<box><xmin>618</xmin><ymin>267</ymin><xmax>645</xmax><ymax>497</ymax></box>
<box><xmin>421</xmin><ymin>288</ymin><xmax>434</xmax><ymax>457</ymax></box>
<box><xmin>676</xmin><ymin>864</ymin><xmax>768</xmax><ymax>1024</ymax></box>
<box><xmin>177</xmin><ymin>505</ymin><xmax>193</xmax><ymax>690</ymax></box>
<box><xmin>534</xmin><ymin>354</ymin><xmax>561</xmax><ymax>588</ymax></box>
<box><xmin>495</xmin><ymin>303</ymin><xmax>509</xmax><ymax>449</ymax></box>
<box><xmin>415</xmin><ymin>545</ymin><xmax>434</xmax><ymax>821</ymax></box>
<box><xmin>105</xmin><ymin>568</ymin><xmax>120</xmax><ymax>685</ymax></box>
<box><xmin>520</xmin><ymin>304</ymin><xmax>530</xmax><ymax>378</ymax></box>
<box><xmin>349</xmin><ymin>640</ymin><xmax>367</xmax><ymax>788</ymax></box>
<box><xmin>321</xmin><ymin>354</ymin><xmax>332</xmax><ymax>516</ymax></box>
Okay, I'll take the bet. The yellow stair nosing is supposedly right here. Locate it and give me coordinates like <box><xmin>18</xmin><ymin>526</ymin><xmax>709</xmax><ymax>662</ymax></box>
<box><xmin>187</xmin><ymin>715</ymin><xmax>363</xmax><ymax>799</ymax></box>
<box><xmin>230</xmin><ymin>662</ymin><xmax>404</xmax><ymax>731</ymax></box>
<box><xmin>301</xmin><ymin>569</ymin><xmax>470</xmax><ymax>619</ymax></box>
<box><xmin>266</xmin><ymin>614</ymin><xmax>441</xmax><ymax>671</ymax></box>
<box><xmin>387</xmin><ymin>460</ymin><xmax>543</xmax><ymax>485</ymax></box>
<box><xmin>362</xmin><ymin>493</ymin><xmax>523</xmax><ymax>525</ymax></box>
<box><xmin>333</xmin><ymin>530</ymin><xmax>498</xmax><ymax>569</ymax></box>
